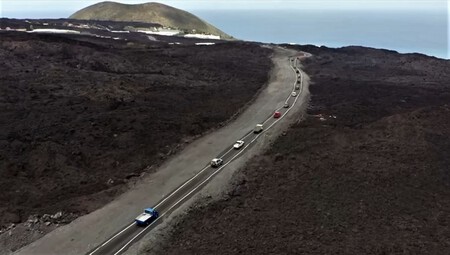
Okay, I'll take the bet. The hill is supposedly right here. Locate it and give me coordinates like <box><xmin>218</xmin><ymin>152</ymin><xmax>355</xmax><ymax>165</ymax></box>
<box><xmin>69</xmin><ymin>1</ymin><xmax>231</xmax><ymax>39</ymax></box>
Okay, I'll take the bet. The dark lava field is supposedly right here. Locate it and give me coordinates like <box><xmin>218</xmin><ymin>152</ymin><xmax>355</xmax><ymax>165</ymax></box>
<box><xmin>150</xmin><ymin>46</ymin><xmax>450</xmax><ymax>254</ymax></box>
<box><xmin>0</xmin><ymin>32</ymin><xmax>272</xmax><ymax>229</ymax></box>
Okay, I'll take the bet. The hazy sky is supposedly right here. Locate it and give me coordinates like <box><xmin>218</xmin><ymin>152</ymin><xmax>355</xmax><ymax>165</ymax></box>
<box><xmin>1</xmin><ymin>0</ymin><xmax>447</xmax><ymax>18</ymax></box>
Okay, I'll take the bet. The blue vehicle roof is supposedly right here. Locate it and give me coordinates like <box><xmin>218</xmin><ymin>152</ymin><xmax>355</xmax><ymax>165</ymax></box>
<box><xmin>144</xmin><ymin>207</ymin><xmax>155</xmax><ymax>213</ymax></box>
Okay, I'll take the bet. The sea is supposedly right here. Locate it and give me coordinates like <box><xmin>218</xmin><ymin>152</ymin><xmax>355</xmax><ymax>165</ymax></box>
<box><xmin>193</xmin><ymin>9</ymin><xmax>449</xmax><ymax>59</ymax></box>
<box><xmin>3</xmin><ymin>8</ymin><xmax>448</xmax><ymax>59</ymax></box>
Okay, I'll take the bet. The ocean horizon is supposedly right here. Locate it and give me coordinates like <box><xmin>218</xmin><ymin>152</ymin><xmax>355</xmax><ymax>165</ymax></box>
<box><xmin>2</xmin><ymin>8</ymin><xmax>448</xmax><ymax>59</ymax></box>
<box><xmin>194</xmin><ymin>9</ymin><xmax>448</xmax><ymax>59</ymax></box>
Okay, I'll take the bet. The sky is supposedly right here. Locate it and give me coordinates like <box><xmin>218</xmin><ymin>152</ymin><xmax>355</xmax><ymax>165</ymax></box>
<box><xmin>1</xmin><ymin>0</ymin><xmax>447</xmax><ymax>18</ymax></box>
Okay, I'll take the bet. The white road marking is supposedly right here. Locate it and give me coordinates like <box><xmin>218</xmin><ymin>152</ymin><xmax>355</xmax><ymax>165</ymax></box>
<box><xmin>88</xmin><ymin>223</ymin><xmax>135</xmax><ymax>255</ymax></box>
<box><xmin>262</xmin><ymin>115</ymin><xmax>274</xmax><ymax>125</ymax></box>
<box><xmin>241</xmin><ymin>130</ymin><xmax>255</xmax><ymax>140</ymax></box>
<box><xmin>95</xmin><ymin>51</ymin><xmax>308</xmax><ymax>255</ymax></box>
<box><xmin>219</xmin><ymin>147</ymin><xmax>235</xmax><ymax>158</ymax></box>
<box><xmin>156</xmin><ymin>59</ymin><xmax>300</xmax><ymax>209</ymax></box>
<box><xmin>113</xmin><ymin>225</ymin><xmax>151</xmax><ymax>255</ymax></box>
<box><xmin>242</xmin><ymin>56</ymin><xmax>299</xmax><ymax>136</ymax></box>
<box><xmin>153</xmin><ymin>165</ymin><xmax>209</xmax><ymax>210</ymax></box>
<box><xmin>113</xmin><ymin>67</ymin><xmax>303</xmax><ymax>253</ymax></box>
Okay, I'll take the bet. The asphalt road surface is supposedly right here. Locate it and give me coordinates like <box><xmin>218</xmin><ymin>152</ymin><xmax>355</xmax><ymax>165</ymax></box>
<box><xmin>87</xmin><ymin>52</ymin><xmax>307</xmax><ymax>255</ymax></box>
<box><xmin>15</xmin><ymin>47</ymin><xmax>309</xmax><ymax>255</ymax></box>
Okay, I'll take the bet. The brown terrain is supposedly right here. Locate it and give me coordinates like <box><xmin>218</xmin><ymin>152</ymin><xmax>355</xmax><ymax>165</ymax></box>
<box><xmin>149</xmin><ymin>46</ymin><xmax>450</xmax><ymax>254</ymax></box>
<box><xmin>0</xmin><ymin>30</ymin><xmax>272</xmax><ymax>242</ymax></box>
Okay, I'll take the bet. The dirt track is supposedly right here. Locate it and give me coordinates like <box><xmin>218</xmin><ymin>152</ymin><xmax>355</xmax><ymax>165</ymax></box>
<box><xmin>148</xmin><ymin>46</ymin><xmax>450</xmax><ymax>254</ymax></box>
<box><xmin>0</xmin><ymin>32</ymin><xmax>272</xmax><ymax>253</ymax></box>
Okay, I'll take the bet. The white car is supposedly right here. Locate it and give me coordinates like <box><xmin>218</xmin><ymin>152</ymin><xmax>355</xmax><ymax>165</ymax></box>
<box><xmin>211</xmin><ymin>158</ymin><xmax>223</xmax><ymax>167</ymax></box>
<box><xmin>291</xmin><ymin>91</ymin><xmax>297</xmax><ymax>97</ymax></box>
<box><xmin>233</xmin><ymin>140</ymin><xmax>245</xmax><ymax>149</ymax></box>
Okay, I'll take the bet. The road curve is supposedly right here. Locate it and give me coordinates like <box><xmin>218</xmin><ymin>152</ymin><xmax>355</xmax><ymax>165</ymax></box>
<box><xmin>88</xmin><ymin>52</ymin><xmax>307</xmax><ymax>255</ymax></box>
<box><xmin>15</xmin><ymin>46</ymin><xmax>309</xmax><ymax>255</ymax></box>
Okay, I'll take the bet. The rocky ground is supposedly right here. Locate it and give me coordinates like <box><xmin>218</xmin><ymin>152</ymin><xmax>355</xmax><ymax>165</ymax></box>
<box><xmin>0</xmin><ymin>18</ymin><xmax>224</xmax><ymax>45</ymax></box>
<box><xmin>0</xmin><ymin>31</ymin><xmax>272</xmax><ymax>251</ymax></box>
<box><xmin>149</xmin><ymin>46</ymin><xmax>450</xmax><ymax>254</ymax></box>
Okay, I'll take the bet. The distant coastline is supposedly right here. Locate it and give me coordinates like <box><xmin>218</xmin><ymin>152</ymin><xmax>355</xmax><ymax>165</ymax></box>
<box><xmin>2</xmin><ymin>8</ymin><xmax>447</xmax><ymax>59</ymax></box>
<box><xmin>194</xmin><ymin>9</ymin><xmax>448</xmax><ymax>59</ymax></box>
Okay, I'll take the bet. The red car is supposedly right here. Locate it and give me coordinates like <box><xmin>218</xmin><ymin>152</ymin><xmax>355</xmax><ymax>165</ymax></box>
<box><xmin>274</xmin><ymin>111</ymin><xmax>282</xmax><ymax>118</ymax></box>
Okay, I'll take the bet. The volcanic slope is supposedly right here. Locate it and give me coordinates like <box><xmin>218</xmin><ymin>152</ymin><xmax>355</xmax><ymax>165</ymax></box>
<box><xmin>0</xmin><ymin>32</ymin><xmax>271</xmax><ymax>253</ymax></box>
<box><xmin>148</xmin><ymin>46</ymin><xmax>450</xmax><ymax>254</ymax></box>
<box><xmin>69</xmin><ymin>1</ymin><xmax>231</xmax><ymax>38</ymax></box>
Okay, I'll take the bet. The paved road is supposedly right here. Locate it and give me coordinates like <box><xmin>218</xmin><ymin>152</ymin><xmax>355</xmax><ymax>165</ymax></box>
<box><xmin>87</xmin><ymin>51</ymin><xmax>308</xmax><ymax>255</ymax></box>
<box><xmin>15</xmin><ymin>47</ymin><xmax>308</xmax><ymax>255</ymax></box>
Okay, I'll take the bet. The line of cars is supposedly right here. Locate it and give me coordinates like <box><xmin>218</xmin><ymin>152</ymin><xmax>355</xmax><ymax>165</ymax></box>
<box><xmin>134</xmin><ymin>56</ymin><xmax>301</xmax><ymax>227</ymax></box>
<box><xmin>210</xmin><ymin>139</ymin><xmax>245</xmax><ymax>167</ymax></box>
<box><xmin>210</xmin><ymin>57</ymin><xmax>301</xmax><ymax>169</ymax></box>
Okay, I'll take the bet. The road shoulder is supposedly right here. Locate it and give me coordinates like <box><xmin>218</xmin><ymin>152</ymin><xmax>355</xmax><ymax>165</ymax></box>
<box><xmin>125</xmin><ymin>48</ymin><xmax>311</xmax><ymax>255</ymax></box>
<box><xmin>15</xmin><ymin>46</ymin><xmax>306</xmax><ymax>255</ymax></box>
